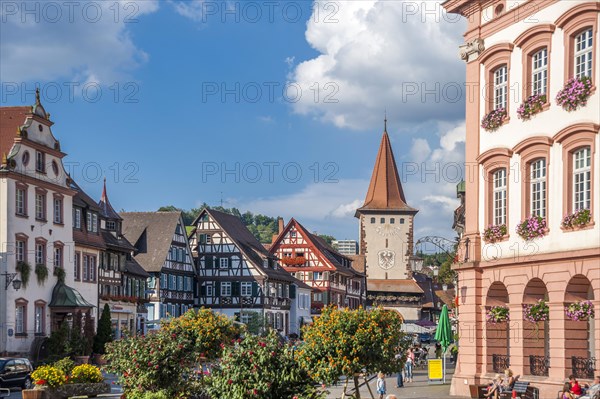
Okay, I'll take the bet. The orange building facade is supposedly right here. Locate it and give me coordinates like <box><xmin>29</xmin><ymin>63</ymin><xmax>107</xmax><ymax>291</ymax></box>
<box><xmin>442</xmin><ymin>1</ymin><xmax>600</xmax><ymax>397</ymax></box>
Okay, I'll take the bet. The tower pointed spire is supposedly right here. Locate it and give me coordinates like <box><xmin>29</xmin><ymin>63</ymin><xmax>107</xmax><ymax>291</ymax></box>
<box><xmin>358</xmin><ymin>128</ymin><xmax>416</xmax><ymax>212</ymax></box>
<box><xmin>98</xmin><ymin>178</ymin><xmax>122</xmax><ymax>220</ymax></box>
<box><xmin>384</xmin><ymin>109</ymin><xmax>387</xmax><ymax>133</ymax></box>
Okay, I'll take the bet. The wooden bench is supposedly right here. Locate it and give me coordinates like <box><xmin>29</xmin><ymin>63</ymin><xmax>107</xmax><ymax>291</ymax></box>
<box><xmin>499</xmin><ymin>381</ymin><xmax>535</xmax><ymax>399</ymax></box>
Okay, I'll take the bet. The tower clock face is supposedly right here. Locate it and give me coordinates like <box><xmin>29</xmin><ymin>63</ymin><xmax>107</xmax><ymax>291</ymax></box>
<box><xmin>378</xmin><ymin>250</ymin><xmax>395</xmax><ymax>269</ymax></box>
<box><xmin>375</xmin><ymin>223</ymin><xmax>401</xmax><ymax>237</ymax></box>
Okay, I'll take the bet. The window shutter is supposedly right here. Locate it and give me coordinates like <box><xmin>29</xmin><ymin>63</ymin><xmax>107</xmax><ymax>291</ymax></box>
<box><xmin>205</xmin><ymin>256</ymin><xmax>213</xmax><ymax>269</ymax></box>
<box><xmin>215</xmin><ymin>283</ymin><xmax>221</xmax><ymax>297</ymax></box>
<box><xmin>323</xmin><ymin>291</ymin><xmax>329</xmax><ymax>304</ymax></box>
<box><xmin>323</xmin><ymin>271</ymin><xmax>330</xmax><ymax>281</ymax></box>
<box><xmin>232</xmin><ymin>282</ymin><xmax>240</xmax><ymax>296</ymax></box>
<box><xmin>200</xmin><ymin>284</ymin><xmax>206</xmax><ymax>296</ymax></box>
<box><xmin>289</xmin><ymin>284</ymin><xmax>296</xmax><ymax>299</ymax></box>
<box><xmin>252</xmin><ymin>282</ymin><xmax>259</xmax><ymax>296</ymax></box>
<box><xmin>307</xmin><ymin>271</ymin><xmax>313</xmax><ymax>281</ymax></box>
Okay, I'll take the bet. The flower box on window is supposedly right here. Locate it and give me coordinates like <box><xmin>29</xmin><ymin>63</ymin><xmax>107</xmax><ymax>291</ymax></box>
<box><xmin>565</xmin><ymin>300</ymin><xmax>595</xmax><ymax>321</ymax></box>
<box><xmin>517</xmin><ymin>94</ymin><xmax>546</xmax><ymax>120</ymax></box>
<box><xmin>561</xmin><ymin>209</ymin><xmax>592</xmax><ymax>229</ymax></box>
<box><xmin>523</xmin><ymin>299</ymin><xmax>549</xmax><ymax>323</ymax></box>
<box><xmin>481</xmin><ymin>108</ymin><xmax>507</xmax><ymax>131</ymax></box>
<box><xmin>516</xmin><ymin>215</ymin><xmax>547</xmax><ymax>240</ymax></box>
<box><xmin>486</xmin><ymin>305</ymin><xmax>509</xmax><ymax>324</ymax></box>
<box><xmin>556</xmin><ymin>76</ymin><xmax>593</xmax><ymax>111</ymax></box>
<box><xmin>483</xmin><ymin>224</ymin><xmax>507</xmax><ymax>243</ymax></box>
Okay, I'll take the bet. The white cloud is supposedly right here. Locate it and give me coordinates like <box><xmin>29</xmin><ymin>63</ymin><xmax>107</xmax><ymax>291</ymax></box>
<box><xmin>1</xmin><ymin>1</ymin><xmax>159</xmax><ymax>84</ymax></box>
<box><xmin>257</xmin><ymin>115</ymin><xmax>275</xmax><ymax>124</ymax></box>
<box><xmin>170</xmin><ymin>0</ymin><xmax>205</xmax><ymax>22</ymax></box>
<box><xmin>331</xmin><ymin>199</ymin><xmax>363</xmax><ymax>218</ymax></box>
<box><xmin>289</xmin><ymin>0</ymin><xmax>466</xmax><ymax>130</ymax></box>
<box><xmin>410</xmin><ymin>138</ymin><xmax>432</xmax><ymax>163</ymax></box>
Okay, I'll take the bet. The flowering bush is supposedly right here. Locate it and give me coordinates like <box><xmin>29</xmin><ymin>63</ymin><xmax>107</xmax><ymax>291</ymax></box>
<box><xmin>523</xmin><ymin>299</ymin><xmax>549</xmax><ymax>322</ymax></box>
<box><xmin>486</xmin><ymin>306</ymin><xmax>509</xmax><ymax>323</ymax></box>
<box><xmin>556</xmin><ymin>76</ymin><xmax>593</xmax><ymax>111</ymax></box>
<box><xmin>562</xmin><ymin>209</ymin><xmax>592</xmax><ymax>229</ymax></box>
<box><xmin>297</xmin><ymin>306</ymin><xmax>406</xmax><ymax>393</ymax></box>
<box><xmin>280</xmin><ymin>256</ymin><xmax>307</xmax><ymax>266</ymax></box>
<box><xmin>52</xmin><ymin>357</ymin><xmax>75</xmax><ymax>377</ymax></box>
<box><xmin>481</xmin><ymin>108</ymin><xmax>507</xmax><ymax>131</ymax></box>
<box><xmin>31</xmin><ymin>365</ymin><xmax>67</xmax><ymax>388</ymax></box>
<box><xmin>516</xmin><ymin>215</ymin><xmax>547</xmax><ymax>240</ymax></box>
<box><xmin>483</xmin><ymin>224</ymin><xmax>507</xmax><ymax>243</ymax></box>
<box><xmin>205</xmin><ymin>331</ymin><xmax>326</xmax><ymax>399</ymax></box>
<box><xmin>105</xmin><ymin>308</ymin><xmax>239</xmax><ymax>398</ymax></box>
<box><xmin>70</xmin><ymin>364</ymin><xmax>103</xmax><ymax>384</ymax></box>
<box><xmin>565</xmin><ymin>300</ymin><xmax>595</xmax><ymax>321</ymax></box>
<box><xmin>517</xmin><ymin>94</ymin><xmax>546</xmax><ymax>119</ymax></box>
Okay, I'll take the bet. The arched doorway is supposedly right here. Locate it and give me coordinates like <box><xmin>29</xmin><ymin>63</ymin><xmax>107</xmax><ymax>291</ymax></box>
<box><xmin>565</xmin><ymin>275</ymin><xmax>595</xmax><ymax>379</ymax></box>
<box><xmin>486</xmin><ymin>282</ymin><xmax>510</xmax><ymax>374</ymax></box>
<box><xmin>523</xmin><ymin>278</ymin><xmax>549</xmax><ymax>377</ymax></box>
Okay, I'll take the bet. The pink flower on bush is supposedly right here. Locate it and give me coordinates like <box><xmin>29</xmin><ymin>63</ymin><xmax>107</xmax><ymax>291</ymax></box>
<box><xmin>516</xmin><ymin>215</ymin><xmax>546</xmax><ymax>240</ymax></box>
<box><xmin>517</xmin><ymin>94</ymin><xmax>546</xmax><ymax>119</ymax></box>
<box><xmin>565</xmin><ymin>300</ymin><xmax>595</xmax><ymax>321</ymax></box>
<box><xmin>556</xmin><ymin>76</ymin><xmax>593</xmax><ymax>111</ymax></box>
<box><xmin>523</xmin><ymin>299</ymin><xmax>549</xmax><ymax>322</ymax></box>
<box><xmin>562</xmin><ymin>209</ymin><xmax>591</xmax><ymax>229</ymax></box>
<box><xmin>483</xmin><ymin>224</ymin><xmax>507</xmax><ymax>243</ymax></box>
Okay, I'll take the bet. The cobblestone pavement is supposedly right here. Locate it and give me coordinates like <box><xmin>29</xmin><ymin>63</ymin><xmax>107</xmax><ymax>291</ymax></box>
<box><xmin>326</xmin><ymin>363</ymin><xmax>470</xmax><ymax>399</ymax></box>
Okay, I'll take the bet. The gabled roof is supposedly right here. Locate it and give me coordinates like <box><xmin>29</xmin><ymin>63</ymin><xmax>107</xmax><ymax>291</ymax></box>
<box><xmin>70</xmin><ymin>180</ymin><xmax>106</xmax><ymax>249</ymax></box>
<box><xmin>292</xmin><ymin>276</ymin><xmax>313</xmax><ymax>291</ymax></box>
<box><xmin>120</xmin><ymin>211</ymin><xmax>184</xmax><ymax>273</ymax></box>
<box><xmin>125</xmin><ymin>258</ymin><xmax>150</xmax><ymax>278</ymax></box>
<box><xmin>357</xmin><ymin>129</ymin><xmax>417</xmax><ymax>213</ymax></box>
<box><xmin>197</xmin><ymin>209</ymin><xmax>293</xmax><ymax>282</ymax></box>
<box><xmin>98</xmin><ymin>179</ymin><xmax>122</xmax><ymax>220</ymax></box>
<box><xmin>102</xmin><ymin>231</ymin><xmax>135</xmax><ymax>252</ymax></box>
<box><xmin>0</xmin><ymin>106</ymin><xmax>29</xmax><ymax>161</ymax></box>
<box><xmin>70</xmin><ymin>179</ymin><xmax>102</xmax><ymax>213</ymax></box>
<box><xmin>270</xmin><ymin>218</ymin><xmax>362</xmax><ymax>277</ymax></box>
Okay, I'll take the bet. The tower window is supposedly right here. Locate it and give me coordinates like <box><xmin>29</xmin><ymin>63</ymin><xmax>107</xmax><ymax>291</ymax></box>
<box><xmin>370</xmin><ymin>217</ymin><xmax>375</xmax><ymax>223</ymax></box>
<box><xmin>390</xmin><ymin>218</ymin><xmax>395</xmax><ymax>224</ymax></box>
<box><xmin>400</xmin><ymin>218</ymin><xmax>405</xmax><ymax>224</ymax></box>
<box><xmin>380</xmin><ymin>218</ymin><xmax>385</xmax><ymax>223</ymax></box>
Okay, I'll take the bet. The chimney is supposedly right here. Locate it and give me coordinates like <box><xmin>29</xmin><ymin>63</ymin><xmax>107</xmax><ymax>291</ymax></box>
<box><xmin>278</xmin><ymin>217</ymin><xmax>284</xmax><ymax>234</ymax></box>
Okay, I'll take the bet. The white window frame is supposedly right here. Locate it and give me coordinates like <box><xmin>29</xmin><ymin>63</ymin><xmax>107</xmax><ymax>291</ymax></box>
<box><xmin>206</xmin><ymin>283</ymin><xmax>214</xmax><ymax>297</ymax></box>
<box><xmin>34</xmin><ymin>304</ymin><xmax>43</xmax><ymax>334</ymax></box>
<box><xmin>74</xmin><ymin>252</ymin><xmax>80</xmax><ymax>280</ymax></box>
<box><xmin>54</xmin><ymin>247</ymin><xmax>62</xmax><ymax>267</ymax></box>
<box><xmin>493</xmin><ymin>169</ymin><xmax>507</xmax><ymax>226</ymax></box>
<box><xmin>532</xmin><ymin>48</ymin><xmax>548</xmax><ymax>95</ymax></box>
<box><xmin>53</xmin><ymin>198</ymin><xmax>62</xmax><ymax>223</ymax></box>
<box><xmin>16</xmin><ymin>189</ymin><xmax>25</xmax><ymax>215</ymax></box>
<box><xmin>313</xmin><ymin>272</ymin><xmax>324</xmax><ymax>281</ymax></box>
<box><xmin>494</xmin><ymin>65</ymin><xmax>508</xmax><ymax>110</ymax></box>
<box><xmin>15</xmin><ymin>305</ymin><xmax>25</xmax><ymax>334</ymax></box>
<box><xmin>220</xmin><ymin>258</ymin><xmax>229</xmax><ymax>269</ymax></box>
<box><xmin>83</xmin><ymin>255</ymin><xmax>89</xmax><ymax>281</ymax></box>
<box><xmin>221</xmin><ymin>282</ymin><xmax>232</xmax><ymax>296</ymax></box>
<box><xmin>573</xmin><ymin>147</ymin><xmax>592</xmax><ymax>211</ymax></box>
<box><xmin>35</xmin><ymin>193</ymin><xmax>45</xmax><ymax>220</ymax></box>
<box><xmin>241</xmin><ymin>282</ymin><xmax>252</xmax><ymax>297</ymax></box>
<box><xmin>73</xmin><ymin>208</ymin><xmax>81</xmax><ymax>229</ymax></box>
<box><xmin>16</xmin><ymin>241</ymin><xmax>25</xmax><ymax>262</ymax></box>
<box><xmin>35</xmin><ymin>243</ymin><xmax>45</xmax><ymax>265</ymax></box>
<box><xmin>530</xmin><ymin>159</ymin><xmax>547</xmax><ymax>218</ymax></box>
<box><xmin>575</xmin><ymin>28</ymin><xmax>593</xmax><ymax>79</ymax></box>
<box><xmin>35</xmin><ymin>151</ymin><xmax>45</xmax><ymax>173</ymax></box>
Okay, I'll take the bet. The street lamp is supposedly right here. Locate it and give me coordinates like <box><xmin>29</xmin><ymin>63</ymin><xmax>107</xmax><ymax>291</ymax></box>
<box><xmin>432</xmin><ymin>266</ymin><xmax>439</xmax><ymax>277</ymax></box>
<box><xmin>409</xmin><ymin>256</ymin><xmax>424</xmax><ymax>273</ymax></box>
<box><xmin>2</xmin><ymin>272</ymin><xmax>22</xmax><ymax>290</ymax></box>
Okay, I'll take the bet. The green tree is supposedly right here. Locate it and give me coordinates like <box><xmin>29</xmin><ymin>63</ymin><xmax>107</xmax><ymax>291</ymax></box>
<box><xmin>297</xmin><ymin>306</ymin><xmax>407</xmax><ymax>398</ymax></box>
<box><xmin>318</xmin><ymin>235</ymin><xmax>336</xmax><ymax>246</ymax></box>
<box><xmin>205</xmin><ymin>331</ymin><xmax>326</xmax><ymax>399</ymax></box>
<box><xmin>93</xmin><ymin>304</ymin><xmax>113</xmax><ymax>354</ymax></box>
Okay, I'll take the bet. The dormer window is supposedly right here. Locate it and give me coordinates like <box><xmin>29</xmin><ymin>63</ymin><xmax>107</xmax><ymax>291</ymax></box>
<box><xmin>86</xmin><ymin>212</ymin><xmax>98</xmax><ymax>233</ymax></box>
<box><xmin>106</xmin><ymin>221</ymin><xmax>116</xmax><ymax>231</ymax></box>
<box><xmin>290</xmin><ymin>231</ymin><xmax>297</xmax><ymax>238</ymax></box>
<box><xmin>73</xmin><ymin>208</ymin><xmax>81</xmax><ymax>229</ymax></box>
<box><xmin>35</xmin><ymin>151</ymin><xmax>45</xmax><ymax>173</ymax></box>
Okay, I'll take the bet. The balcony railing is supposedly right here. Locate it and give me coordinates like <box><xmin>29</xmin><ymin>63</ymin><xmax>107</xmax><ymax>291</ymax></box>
<box><xmin>529</xmin><ymin>355</ymin><xmax>549</xmax><ymax>376</ymax></box>
<box><xmin>492</xmin><ymin>354</ymin><xmax>510</xmax><ymax>373</ymax></box>
<box><xmin>572</xmin><ymin>356</ymin><xmax>596</xmax><ymax>379</ymax></box>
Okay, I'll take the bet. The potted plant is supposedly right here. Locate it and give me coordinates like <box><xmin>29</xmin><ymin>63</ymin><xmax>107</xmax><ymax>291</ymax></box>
<box><xmin>556</xmin><ymin>76</ymin><xmax>593</xmax><ymax>111</ymax></box>
<box><xmin>92</xmin><ymin>304</ymin><xmax>113</xmax><ymax>365</ymax></box>
<box><xmin>516</xmin><ymin>215</ymin><xmax>547</xmax><ymax>240</ymax></box>
<box><xmin>483</xmin><ymin>224</ymin><xmax>507</xmax><ymax>243</ymax></box>
<box><xmin>565</xmin><ymin>300</ymin><xmax>595</xmax><ymax>321</ymax></box>
<box><xmin>562</xmin><ymin>209</ymin><xmax>592</xmax><ymax>229</ymax></box>
<box><xmin>35</xmin><ymin>263</ymin><xmax>48</xmax><ymax>285</ymax></box>
<box><xmin>16</xmin><ymin>261</ymin><xmax>31</xmax><ymax>288</ymax></box>
<box><xmin>523</xmin><ymin>299</ymin><xmax>549</xmax><ymax>323</ymax></box>
<box><xmin>25</xmin><ymin>365</ymin><xmax>67</xmax><ymax>399</ymax></box>
<box><xmin>53</xmin><ymin>266</ymin><xmax>66</xmax><ymax>283</ymax></box>
<box><xmin>517</xmin><ymin>94</ymin><xmax>546</xmax><ymax>120</ymax></box>
<box><xmin>486</xmin><ymin>305</ymin><xmax>509</xmax><ymax>323</ymax></box>
<box><xmin>481</xmin><ymin>108</ymin><xmax>507</xmax><ymax>131</ymax></box>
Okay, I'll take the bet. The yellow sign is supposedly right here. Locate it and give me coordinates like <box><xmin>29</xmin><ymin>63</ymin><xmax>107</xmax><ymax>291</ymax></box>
<box><xmin>428</xmin><ymin>359</ymin><xmax>443</xmax><ymax>380</ymax></box>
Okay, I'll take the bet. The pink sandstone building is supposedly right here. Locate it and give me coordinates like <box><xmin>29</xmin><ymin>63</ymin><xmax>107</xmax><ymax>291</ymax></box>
<box><xmin>442</xmin><ymin>1</ymin><xmax>600</xmax><ymax>397</ymax></box>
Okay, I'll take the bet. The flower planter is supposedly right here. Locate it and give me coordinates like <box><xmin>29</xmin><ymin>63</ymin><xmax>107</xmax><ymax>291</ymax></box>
<box><xmin>92</xmin><ymin>353</ymin><xmax>108</xmax><ymax>365</ymax></box>
<box><xmin>73</xmin><ymin>355</ymin><xmax>90</xmax><ymax>365</ymax></box>
<box><xmin>29</xmin><ymin>383</ymin><xmax>111</xmax><ymax>399</ymax></box>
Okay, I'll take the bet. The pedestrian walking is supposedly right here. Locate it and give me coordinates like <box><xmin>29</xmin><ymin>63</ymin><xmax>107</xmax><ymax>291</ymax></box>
<box><xmin>376</xmin><ymin>372</ymin><xmax>387</xmax><ymax>399</ymax></box>
<box><xmin>405</xmin><ymin>348</ymin><xmax>414</xmax><ymax>382</ymax></box>
<box><xmin>395</xmin><ymin>352</ymin><xmax>404</xmax><ymax>388</ymax></box>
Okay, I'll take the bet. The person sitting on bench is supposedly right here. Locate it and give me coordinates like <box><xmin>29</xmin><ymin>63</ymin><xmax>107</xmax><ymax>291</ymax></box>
<box><xmin>502</xmin><ymin>369</ymin><xmax>516</xmax><ymax>393</ymax></box>
<box><xmin>563</xmin><ymin>382</ymin><xmax>577</xmax><ymax>399</ymax></box>
<box><xmin>485</xmin><ymin>374</ymin><xmax>503</xmax><ymax>399</ymax></box>
<box><xmin>579</xmin><ymin>376</ymin><xmax>600</xmax><ymax>399</ymax></box>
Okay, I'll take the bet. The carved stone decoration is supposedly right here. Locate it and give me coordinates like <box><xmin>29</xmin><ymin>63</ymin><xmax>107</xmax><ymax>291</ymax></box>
<box><xmin>378</xmin><ymin>250</ymin><xmax>395</xmax><ymax>270</ymax></box>
<box><xmin>459</xmin><ymin>38</ymin><xmax>485</xmax><ymax>62</ymax></box>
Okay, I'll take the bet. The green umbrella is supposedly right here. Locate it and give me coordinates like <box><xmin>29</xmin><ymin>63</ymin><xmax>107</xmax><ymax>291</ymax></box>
<box><xmin>434</xmin><ymin>304</ymin><xmax>453</xmax><ymax>383</ymax></box>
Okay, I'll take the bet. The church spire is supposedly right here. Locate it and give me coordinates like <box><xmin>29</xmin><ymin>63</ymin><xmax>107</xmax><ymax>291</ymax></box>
<box><xmin>358</xmin><ymin>126</ymin><xmax>415</xmax><ymax>212</ymax></box>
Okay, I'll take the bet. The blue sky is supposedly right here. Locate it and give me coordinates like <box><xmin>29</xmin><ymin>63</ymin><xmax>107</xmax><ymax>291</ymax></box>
<box><xmin>1</xmin><ymin>0</ymin><xmax>467</xmax><ymax>243</ymax></box>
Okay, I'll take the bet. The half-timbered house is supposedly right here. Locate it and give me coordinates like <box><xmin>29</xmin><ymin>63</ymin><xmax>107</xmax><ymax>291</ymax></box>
<box><xmin>97</xmin><ymin>181</ymin><xmax>148</xmax><ymax>337</ymax></box>
<box><xmin>121</xmin><ymin>211</ymin><xmax>195</xmax><ymax>329</ymax></box>
<box><xmin>269</xmin><ymin>218</ymin><xmax>365</xmax><ymax>313</ymax></box>
<box><xmin>189</xmin><ymin>209</ymin><xmax>295</xmax><ymax>334</ymax></box>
